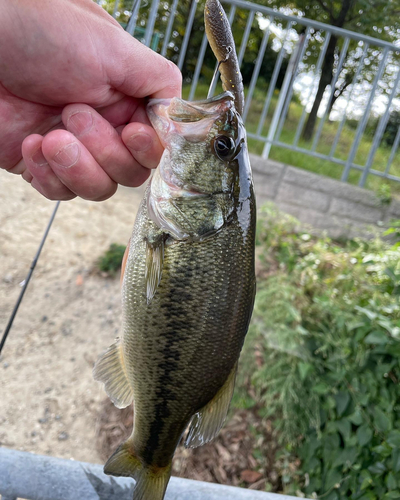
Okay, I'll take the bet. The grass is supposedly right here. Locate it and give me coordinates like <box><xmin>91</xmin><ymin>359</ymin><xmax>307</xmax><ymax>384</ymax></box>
<box><xmin>183</xmin><ymin>82</ymin><xmax>400</xmax><ymax>198</ymax></box>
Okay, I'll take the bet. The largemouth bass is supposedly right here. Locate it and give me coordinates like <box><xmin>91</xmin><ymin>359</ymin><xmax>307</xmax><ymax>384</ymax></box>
<box><xmin>94</xmin><ymin>2</ymin><xmax>255</xmax><ymax>499</ymax></box>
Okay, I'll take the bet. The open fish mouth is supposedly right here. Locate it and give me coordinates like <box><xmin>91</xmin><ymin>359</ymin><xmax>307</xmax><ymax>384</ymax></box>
<box><xmin>147</xmin><ymin>93</ymin><xmax>235</xmax><ymax>146</ymax></box>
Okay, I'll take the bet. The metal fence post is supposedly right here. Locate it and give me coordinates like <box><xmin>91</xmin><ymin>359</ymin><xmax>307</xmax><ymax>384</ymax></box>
<box><xmin>125</xmin><ymin>0</ymin><xmax>141</xmax><ymax>36</ymax></box>
<box><xmin>177</xmin><ymin>0</ymin><xmax>198</xmax><ymax>71</ymax></box>
<box><xmin>161</xmin><ymin>0</ymin><xmax>179</xmax><ymax>57</ymax></box>
<box><xmin>242</xmin><ymin>19</ymin><xmax>275</xmax><ymax>122</ymax></box>
<box><xmin>256</xmin><ymin>21</ymin><xmax>293</xmax><ymax>136</ymax></box>
<box><xmin>328</xmin><ymin>42</ymin><xmax>369</xmax><ymax>158</ymax></box>
<box><xmin>293</xmin><ymin>31</ymin><xmax>331</xmax><ymax>147</ymax></box>
<box><xmin>275</xmin><ymin>29</ymin><xmax>310</xmax><ymax>141</ymax></box>
<box><xmin>144</xmin><ymin>0</ymin><xmax>160</xmax><ymax>47</ymax></box>
<box><xmin>341</xmin><ymin>47</ymin><xmax>390</xmax><ymax>182</ymax></box>
<box><xmin>311</xmin><ymin>37</ymin><xmax>350</xmax><ymax>152</ymax></box>
<box><xmin>262</xmin><ymin>32</ymin><xmax>308</xmax><ymax>159</ymax></box>
<box><xmin>359</xmin><ymin>65</ymin><xmax>400</xmax><ymax>186</ymax></box>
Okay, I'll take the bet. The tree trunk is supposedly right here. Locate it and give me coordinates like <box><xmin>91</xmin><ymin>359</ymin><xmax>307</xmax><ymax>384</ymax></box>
<box><xmin>302</xmin><ymin>35</ymin><xmax>338</xmax><ymax>141</ymax></box>
<box><xmin>301</xmin><ymin>0</ymin><xmax>355</xmax><ymax>141</ymax></box>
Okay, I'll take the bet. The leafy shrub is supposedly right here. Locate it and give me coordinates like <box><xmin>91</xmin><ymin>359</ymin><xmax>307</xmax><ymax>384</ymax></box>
<box><xmin>385</xmin><ymin>219</ymin><xmax>400</xmax><ymax>249</ymax></box>
<box><xmin>383</xmin><ymin>111</ymin><xmax>400</xmax><ymax>147</ymax></box>
<box><xmin>243</xmin><ymin>205</ymin><xmax>400</xmax><ymax>499</ymax></box>
<box><xmin>376</xmin><ymin>184</ymin><xmax>392</xmax><ymax>205</ymax></box>
<box><xmin>98</xmin><ymin>243</ymin><xmax>126</xmax><ymax>275</ymax></box>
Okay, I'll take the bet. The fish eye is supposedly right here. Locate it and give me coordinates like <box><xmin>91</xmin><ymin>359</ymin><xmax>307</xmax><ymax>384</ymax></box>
<box><xmin>213</xmin><ymin>135</ymin><xmax>236</xmax><ymax>160</ymax></box>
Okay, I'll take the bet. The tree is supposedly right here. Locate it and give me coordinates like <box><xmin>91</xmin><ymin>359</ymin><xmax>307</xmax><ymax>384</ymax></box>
<box><xmin>118</xmin><ymin>0</ymin><xmax>288</xmax><ymax>88</ymax></box>
<box><xmin>263</xmin><ymin>0</ymin><xmax>400</xmax><ymax>140</ymax></box>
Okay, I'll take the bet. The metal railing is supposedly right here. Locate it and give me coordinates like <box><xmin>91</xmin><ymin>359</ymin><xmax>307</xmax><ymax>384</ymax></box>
<box><xmin>98</xmin><ymin>0</ymin><xmax>400</xmax><ymax>188</ymax></box>
<box><xmin>0</xmin><ymin>448</ymin><xmax>309</xmax><ymax>500</ymax></box>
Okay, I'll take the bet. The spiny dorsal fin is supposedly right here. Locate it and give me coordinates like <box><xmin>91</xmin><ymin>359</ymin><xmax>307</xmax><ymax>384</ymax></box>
<box><xmin>185</xmin><ymin>362</ymin><xmax>238</xmax><ymax>448</ymax></box>
<box><xmin>93</xmin><ymin>339</ymin><xmax>133</xmax><ymax>409</ymax></box>
<box><xmin>145</xmin><ymin>238</ymin><xmax>165</xmax><ymax>305</ymax></box>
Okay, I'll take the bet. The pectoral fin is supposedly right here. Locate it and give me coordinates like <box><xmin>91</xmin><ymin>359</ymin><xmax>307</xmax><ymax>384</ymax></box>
<box><xmin>185</xmin><ymin>362</ymin><xmax>238</xmax><ymax>448</ymax></box>
<box><xmin>93</xmin><ymin>339</ymin><xmax>133</xmax><ymax>409</ymax></box>
<box><xmin>145</xmin><ymin>238</ymin><xmax>165</xmax><ymax>304</ymax></box>
<box><xmin>120</xmin><ymin>238</ymin><xmax>130</xmax><ymax>287</ymax></box>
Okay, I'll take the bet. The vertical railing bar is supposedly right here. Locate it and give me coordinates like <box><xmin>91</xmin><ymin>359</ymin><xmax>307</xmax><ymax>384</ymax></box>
<box><xmin>384</xmin><ymin>124</ymin><xmax>400</xmax><ymax>175</ymax></box>
<box><xmin>256</xmin><ymin>20</ymin><xmax>293</xmax><ymax>136</ymax></box>
<box><xmin>209</xmin><ymin>5</ymin><xmax>237</xmax><ymax>97</ymax></box>
<box><xmin>189</xmin><ymin>32</ymin><xmax>209</xmax><ymax>101</ymax></box>
<box><xmin>126</xmin><ymin>0</ymin><xmax>141</xmax><ymax>36</ymax></box>
<box><xmin>293</xmin><ymin>31</ymin><xmax>331</xmax><ymax>146</ymax></box>
<box><xmin>112</xmin><ymin>0</ymin><xmax>120</xmax><ymax>18</ymax></box>
<box><xmin>177</xmin><ymin>0</ymin><xmax>199</xmax><ymax>71</ymax></box>
<box><xmin>341</xmin><ymin>46</ymin><xmax>390</xmax><ymax>182</ymax></box>
<box><xmin>161</xmin><ymin>0</ymin><xmax>179</xmax><ymax>57</ymax></box>
<box><xmin>262</xmin><ymin>31</ymin><xmax>308</xmax><ymax>159</ymax></box>
<box><xmin>242</xmin><ymin>19</ymin><xmax>274</xmax><ymax>122</ymax></box>
<box><xmin>329</xmin><ymin>42</ymin><xmax>369</xmax><ymax>158</ymax></box>
<box><xmin>359</xmin><ymin>62</ymin><xmax>400</xmax><ymax>186</ymax></box>
<box><xmin>144</xmin><ymin>0</ymin><xmax>160</xmax><ymax>47</ymax></box>
<box><xmin>237</xmin><ymin>11</ymin><xmax>255</xmax><ymax>67</ymax></box>
<box><xmin>311</xmin><ymin>36</ymin><xmax>350</xmax><ymax>152</ymax></box>
<box><xmin>275</xmin><ymin>28</ymin><xmax>310</xmax><ymax>141</ymax></box>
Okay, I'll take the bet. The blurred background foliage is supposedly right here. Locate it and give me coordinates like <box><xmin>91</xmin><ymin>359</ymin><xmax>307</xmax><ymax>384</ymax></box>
<box><xmin>233</xmin><ymin>206</ymin><xmax>400</xmax><ymax>499</ymax></box>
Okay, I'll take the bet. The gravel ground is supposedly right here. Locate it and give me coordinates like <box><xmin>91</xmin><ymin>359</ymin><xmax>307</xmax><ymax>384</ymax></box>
<box><xmin>0</xmin><ymin>169</ymin><xmax>144</xmax><ymax>463</ymax></box>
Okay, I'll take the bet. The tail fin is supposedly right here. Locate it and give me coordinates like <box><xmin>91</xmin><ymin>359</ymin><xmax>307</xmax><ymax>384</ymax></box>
<box><xmin>133</xmin><ymin>465</ymin><xmax>172</xmax><ymax>500</ymax></box>
<box><xmin>104</xmin><ymin>439</ymin><xmax>172</xmax><ymax>500</ymax></box>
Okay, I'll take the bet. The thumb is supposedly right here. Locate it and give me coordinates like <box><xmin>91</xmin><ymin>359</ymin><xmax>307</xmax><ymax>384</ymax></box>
<box><xmin>105</xmin><ymin>29</ymin><xmax>182</xmax><ymax>100</ymax></box>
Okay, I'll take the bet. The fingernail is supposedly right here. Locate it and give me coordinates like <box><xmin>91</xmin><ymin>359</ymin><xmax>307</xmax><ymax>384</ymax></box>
<box><xmin>31</xmin><ymin>148</ymin><xmax>48</xmax><ymax>166</ymax></box>
<box><xmin>67</xmin><ymin>111</ymin><xmax>93</xmax><ymax>136</ymax></box>
<box><xmin>127</xmin><ymin>133</ymin><xmax>152</xmax><ymax>153</ymax></box>
<box><xmin>54</xmin><ymin>143</ymin><xmax>80</xmax><ymax>168</ymax></box>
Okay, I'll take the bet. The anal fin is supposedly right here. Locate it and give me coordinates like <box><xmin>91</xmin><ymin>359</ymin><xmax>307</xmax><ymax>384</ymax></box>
<box><xmin>185</xmin><ymin>362</ymin><xmax>238</xmax><ymax>448</ymax></box>
<box><xmin>93</xmin><ymin>339</ymin><xmax>133</xmax><ymax>409</ymax></box>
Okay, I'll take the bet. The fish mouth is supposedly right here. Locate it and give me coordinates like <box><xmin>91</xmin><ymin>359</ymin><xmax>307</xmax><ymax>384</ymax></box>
<box><xmin>147</xmin><ymin>93</ymin><xmax>235</xmax><ymax>146</ymax></box>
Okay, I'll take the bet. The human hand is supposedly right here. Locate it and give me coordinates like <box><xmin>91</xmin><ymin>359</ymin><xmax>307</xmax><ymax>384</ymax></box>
<box><xmin>0</xmin><ymin>0</ymin><xmax>181</xmax><ymax>201</ymax></box>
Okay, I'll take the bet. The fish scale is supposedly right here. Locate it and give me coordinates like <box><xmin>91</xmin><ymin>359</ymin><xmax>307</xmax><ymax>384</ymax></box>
<box><xmin>122</xmin><ymin>192</ymin><xmax>255</xmax><ymax>468</ymax></box>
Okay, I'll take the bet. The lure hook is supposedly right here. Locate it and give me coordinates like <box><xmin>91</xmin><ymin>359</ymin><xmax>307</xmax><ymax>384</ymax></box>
<box><xmin>207</xmin><ymin>46</ymin><xmax>233</xmax><ymax>99</ymax></box>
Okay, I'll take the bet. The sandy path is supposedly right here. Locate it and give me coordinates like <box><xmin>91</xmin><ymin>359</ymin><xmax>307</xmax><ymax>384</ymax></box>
<box><xmin>0</xmin><ymin>169</ymin><xmax>144</xmax><ymax>463</ymax></box>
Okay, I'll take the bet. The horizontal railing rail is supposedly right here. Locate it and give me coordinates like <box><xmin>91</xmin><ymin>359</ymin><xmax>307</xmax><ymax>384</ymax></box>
<box><xmin>225</xmin><ymin>0</ymin><xmax>400</xmax><ymax>51</ymax></box>
<box><xmin>0</xmin><ymin>448</ymin><xmax>310</xmax><ymax>500</ymax></box>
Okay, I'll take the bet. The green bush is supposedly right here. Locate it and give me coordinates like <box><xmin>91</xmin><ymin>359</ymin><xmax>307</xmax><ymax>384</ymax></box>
<box><xmin>97</xmin><ymin>243</ymin><xmax>126</xmax><ymax>275</ymax></box>
<box><xmin>383</xmin><ymin>111</ymin><xmax>400</xmax><ymax>147</ymax></box>
<box><xmin>244</xmin><ymin>205</ymin><xmax>400</xmax><ymax>499</ymax></box>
